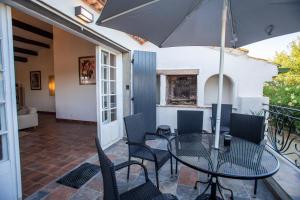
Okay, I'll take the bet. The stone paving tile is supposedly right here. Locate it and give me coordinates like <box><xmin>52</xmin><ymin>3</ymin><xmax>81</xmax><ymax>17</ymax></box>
<box><xmin>25</xmin><ymin>191</ymin><xmax>49</xmax><ymax>200</ymax></box>
<box><xmin>25</xmin><ymin>139</ymin><xmax>277</xmax><ymax>200</ymax></box>
<box><xmin>178</xmin><ymin>166</ymin><xmax>198</xmax><ymax>186</ymax></box>
<box><xmin>85</xmin><ymin>173</ymin><xmax>103</xmax><ymax>192</ymax></box>
<box><xmin>43</xmin><ymin>185</ymin><xmax>77</xmax><ymax>200</ymax></box>
<box><xmin>70</xmin><ymin>187</ymin><xmax>101</xmax><ymax>200</ymax></box>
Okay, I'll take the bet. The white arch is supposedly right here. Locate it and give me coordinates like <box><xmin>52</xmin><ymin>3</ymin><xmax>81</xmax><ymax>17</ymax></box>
<box><xmin>204</xmin><ymin>74</ymin><xmax>235</xmax><ymax>105</ymax></box>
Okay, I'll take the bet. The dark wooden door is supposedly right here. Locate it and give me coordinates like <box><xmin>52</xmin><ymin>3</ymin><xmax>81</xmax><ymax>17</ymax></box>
<box><xmin>132</xmin><ymin>51</ymin><xmax>157</xmax><ymax>132</ymax></box>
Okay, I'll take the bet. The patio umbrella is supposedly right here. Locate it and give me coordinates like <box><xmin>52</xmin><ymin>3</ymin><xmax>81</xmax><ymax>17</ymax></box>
<box><xmin>96</xmin><ymin>0</ymin><xmax>300</xmax><ymax>148</ymax></box>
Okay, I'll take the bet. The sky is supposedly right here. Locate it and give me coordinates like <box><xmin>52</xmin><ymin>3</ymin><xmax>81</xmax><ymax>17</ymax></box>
<box><xmin>242</xmin><ymin>32</ymin><xmax>300</xmax><ymax>61</ymax></box>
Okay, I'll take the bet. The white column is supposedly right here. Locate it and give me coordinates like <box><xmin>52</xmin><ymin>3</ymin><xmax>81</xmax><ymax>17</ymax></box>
<box><xmin>160</xmin><ymin>75</ymin><xmax>167</xmax><ymax>105</ymax></box>
<box><xmin>197</xmin><ymin>74</ymin><xmax>203</xmax><ymax>106</ymax></box>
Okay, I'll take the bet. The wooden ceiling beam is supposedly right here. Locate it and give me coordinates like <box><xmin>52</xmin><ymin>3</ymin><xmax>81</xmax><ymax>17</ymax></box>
<box><xmin>13</xmin><ymin>35</ymin><xmax>50</xmax><ymax>48</ymax></box>
<box><xmin>14</xmin><ymin>56</ymin><xmax>28</xmax><ymax>63</ymax></box>
<box><xmin>14</xmin><ymin>47</ymin><xmax>38</xmax><ymax>56</ymax></box>
<box><xmin>12</xmin><ymin>19</ymin><xmax>53</xmax><ymax>39</ymax></box>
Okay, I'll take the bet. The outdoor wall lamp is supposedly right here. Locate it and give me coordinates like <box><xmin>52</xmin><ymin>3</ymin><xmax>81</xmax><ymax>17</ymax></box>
<box><xmin>48</xmin><ymin>75</ymin><xmax>55</xmax><ymax>96</ymax></box>
<box><xmin>75</xmin><ymin>6</ymin><xmax>94</xmax><ymax>23</ymax></box>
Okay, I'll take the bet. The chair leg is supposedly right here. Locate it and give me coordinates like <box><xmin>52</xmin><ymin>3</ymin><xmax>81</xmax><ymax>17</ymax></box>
<box><xmin>170</xmin><ymin>157</ymin><xmax>173</xmax><ymax>175</ymax></box>
<box><xmin>141</xmin><ymin>159</ymin><xmax>144</xmax><ymax>165</ymax></box>
<box><xmin>127</xmin><ymin>156</ymin><xmax>131</xmax><ymax>180</ymax></box>
<box><xmin>254</xmin><ymin>179</ymin><xmax>258</xmax><ymax>196</ymax></box>
<box><xmin>155</xmin><ymin>164</ymin><xmax>159</xmax><ymax>188</ymax></box>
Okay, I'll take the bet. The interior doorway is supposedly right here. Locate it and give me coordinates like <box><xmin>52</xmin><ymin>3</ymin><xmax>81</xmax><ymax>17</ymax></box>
<box><xmin>11</xmin><ymin>8</ymin><xmax>99</xmax><ymax>198</ymax></box>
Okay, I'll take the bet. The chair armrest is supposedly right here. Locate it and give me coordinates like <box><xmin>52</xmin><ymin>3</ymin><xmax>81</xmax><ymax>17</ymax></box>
<box><xmin>126</xmin><ymin>142</ymin><xmax>158</xmax><ymax>162</ymax></box>
<box><xmin>145</xmin><ymin>132</ymin><xmax>170</xmax><ymax>142</ymax></box>
<box><xmin>202</xmin><ymin>130</ymin><xmax>211</xmax><ymax>134</ymax></box>
<box><xmin>114</xmin><ymin>160</ymin><xmax>149</xmax><ymax>182</ymax></box>
<box><xmin>222</xmin><ymin>131</ymin><xmax>230</xmax><ymax>135</ymax></box>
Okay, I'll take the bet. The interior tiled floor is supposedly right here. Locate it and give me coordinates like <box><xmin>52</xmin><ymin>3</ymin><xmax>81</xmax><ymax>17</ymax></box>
<box><xmin>20</xmin><ymin>113</ymin><xmax>97</xmax><ymax>199</ymax></box>
<box><xmin>25</xmin><ymin>137</ymin><xmax>277</xmax><ymax>200</ymax></box>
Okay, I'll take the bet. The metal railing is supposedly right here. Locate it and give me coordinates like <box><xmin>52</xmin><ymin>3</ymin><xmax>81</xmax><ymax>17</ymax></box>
<box><xmin>263</xmin><ymin>104</ymin><xmax>300</xmax><ymax>168</ymax></box>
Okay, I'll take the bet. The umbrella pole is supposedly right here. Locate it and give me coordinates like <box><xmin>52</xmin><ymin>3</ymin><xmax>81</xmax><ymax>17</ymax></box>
<box><xmin>214</xmin><ymin>0</ymin><xmax>228</xmax><ymax>149</ymax></box>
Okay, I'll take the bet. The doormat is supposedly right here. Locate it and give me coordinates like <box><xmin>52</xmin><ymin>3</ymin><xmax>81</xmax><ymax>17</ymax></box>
<box><xmin>57</xmin><ymin>163</ymin><xmax>100</xmax><ymax>189</ymax></box>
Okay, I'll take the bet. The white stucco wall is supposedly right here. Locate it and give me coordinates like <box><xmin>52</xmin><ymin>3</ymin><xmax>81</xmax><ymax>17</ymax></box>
<box><xmin>204</xmin><ymin>74</ymin><xmax>233</xmax><ymax>105</ymax></box>
<box><xmin>152</xmin><ymin>46</ymin><xmax>277</xmax><ymax>131</ymax></box>
<box><xmin>15</xmin><ymin>45</ymin><xmax>56</xmax><ymax>112</ymax></box>
<box><xmin>53</xmin><ymin>26</ymin><xmax>97</xmax><ymax>122</ymax></box>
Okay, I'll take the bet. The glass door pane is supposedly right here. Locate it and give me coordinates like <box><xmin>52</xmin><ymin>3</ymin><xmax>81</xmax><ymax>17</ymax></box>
<box><xmin>101</xmin><ymin>51</ymin><xmax>117</xmax><ymax>123</ymax></box>
<box><xmin>0</xmin><ymin>73</ymin><xmax>4</xmax><ymax>101</ymax></box>
<box><xmin>0</xmin><ymin>104</ymin><xmax>7</xmax><ymax>132</ymax></box>
<box><xmin>0</xmin><ymin>135</ymin><xmax>7</xmax><ymax>162</ymax></box>
<box><xmin>102</xmin><ymin>51</ymin><xmax>109</xmax><ymax>65</ymax></box>
<box><xmin>0</xmin><ymin>135</ymin><xmax>2</xmax><ymax>160</ymax></box>
<box><xmin>110</xmin><ymin>67</ymin><xmax>116</xmax><ymax>80</ymax></box>
<box><xmin>110</xmin><ymin>54</ymin><xmax>116</xmax><ymax>67</ymax></box>
<box><xmin>0</xmin><ymin>40</ymin><xmax>2</xmax><ymax>70</ymax></box>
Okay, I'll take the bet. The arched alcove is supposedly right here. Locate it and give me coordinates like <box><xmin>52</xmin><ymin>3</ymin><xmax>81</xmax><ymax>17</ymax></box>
<box><xmin>204</xmin><ymin>74</ymin><xmax>234</xmax><ymax>105</ymax></box>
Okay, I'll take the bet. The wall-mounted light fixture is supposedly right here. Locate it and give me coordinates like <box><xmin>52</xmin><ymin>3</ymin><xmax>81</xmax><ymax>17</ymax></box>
<box><xmin>48</xmin><ymin>75</ymin><xmax>55</xmax><ymax>96</ymax></box>
<box><xmin>75</xmin><ymin>6</ymin><xmax>94</xmax><ymax>23</ymax></box>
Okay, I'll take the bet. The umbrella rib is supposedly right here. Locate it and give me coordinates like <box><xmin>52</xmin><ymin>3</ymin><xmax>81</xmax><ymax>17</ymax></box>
<box><xmin>101</xmin><ymin>0</ymin><xmax>161</xmax><ymax>24</ymax></box>
<box><xmin>227</xmin><ymin>0</ymin><xmax>237</xmax><ymax>48</ymax></box>
<box><xmin>159</xmin><ymin>0</ymin><xmax>205</xmax><ymax>47</ymax></box>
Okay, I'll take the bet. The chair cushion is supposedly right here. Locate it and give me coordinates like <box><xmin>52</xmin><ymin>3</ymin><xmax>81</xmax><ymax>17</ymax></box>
<box><xmin>120</xmin><ymin>181</ymin><xmax>161</xmax><ymax>200</ymax></box>
<box><xmin>131</xmin><ymin>148</ymin><xmax>170</xmax><ymax>169</ymax></box>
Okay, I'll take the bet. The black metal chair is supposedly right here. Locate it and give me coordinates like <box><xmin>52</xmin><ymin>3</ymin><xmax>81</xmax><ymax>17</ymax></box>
<box><xmin>175</xmin><ymin>110</ymin><xmax>208</xmax><ymax>174</ymax></box>
<box><xmin>211</xmin><ymin>104</ymin><xmax>232</xmax><ymax>134</ymax></box>
<box><xmin>95</xmin><ymin>137</ymin><xmax>177</xmax><ymax>200</ymax></box>
<box><xmin>230</xmin><ymin>113</ymin><xmax>266</xmax><ymax>196</ymax></box>
<box><xmin>124</xmin><ymin>113</ymin><xmax>172</xmax><ymax>188</ymax></box>
<box><xmin>230</xmin><ymin>113</ymin><xmax>265</xmax><ymax>145</ymax></box>
<box><xmin>177</xmin><ymin>110</ymin><xmax>206</xmax><ymax>135</ymax></box>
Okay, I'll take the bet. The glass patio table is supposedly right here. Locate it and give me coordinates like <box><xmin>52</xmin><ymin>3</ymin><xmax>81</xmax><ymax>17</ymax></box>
<box><xmin>168</xmin><ymin>133</ymin><xmax>280</xmax><ymax>200</ymax></box>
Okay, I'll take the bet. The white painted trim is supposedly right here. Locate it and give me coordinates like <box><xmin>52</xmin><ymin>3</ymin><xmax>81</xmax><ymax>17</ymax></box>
<box><xmin>6</xmin><ymin>5</ymin><xmax>21</xmax><ymax>198</ymax></box>
<box><xmin>159</xmin><ymin>75</ymin><xmax>166</xmax><ymax>105</ymax></box>
<box><xmin>97</xmin><ymin>46</ymin><xmax>123</xmax><ymax>150</ymax></box>
<box><xmin>96</xmin><ymin>46</ymin><xmax>102</xmax><ymax>144</ymax></box>
<box><xmin>0</xmin><ymin>3</ymin><xmax>21</xmax><ymax>199</ymax></box>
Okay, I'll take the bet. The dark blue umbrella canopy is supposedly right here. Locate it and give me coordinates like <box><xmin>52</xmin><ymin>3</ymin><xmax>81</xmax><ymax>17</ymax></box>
<box><xmin>97</xmin><ymin>0</ymin><xmax>300</xmax><ymax>148</ymax></box>
<box><xmin>97</xmin><ymin>0</ymin><xmax>300</xmax><ymax>48</ymax></box>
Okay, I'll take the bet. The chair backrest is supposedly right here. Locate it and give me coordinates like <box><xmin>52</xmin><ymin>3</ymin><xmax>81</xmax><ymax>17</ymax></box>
<box><xmin>124</xmin><ymin>113</ymin><xmax>146</xmax><ymax>153</ymax></box>
<box><xmin>95</xmin><ymin>138</ymin><xmax>120</xmax><ymax>200</ymax></box>
<box><xmin>230</xmin><ymin>113</ymin><xmax>265</xmax><ymax>144</ymax></box>
<box><xmin>212</xmin><ymin>104</ymin><xmax>232</xmax><ymax>127</ymax></box>
<box><xmin>177</xmin><ymin>110</ymin><xmax>204</xmax><ymax>135</ymax></box>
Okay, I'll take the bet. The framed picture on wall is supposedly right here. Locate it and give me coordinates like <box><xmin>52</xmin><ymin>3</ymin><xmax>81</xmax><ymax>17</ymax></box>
<box><xmin>30</xmin><ymin>71</ymin><xmax>41</xmax><ymax>90</ymax></box>
<box><xmin>79</xmin><ymin>56</ymin><xmax>96</xmax><ymax>85</ymax></box>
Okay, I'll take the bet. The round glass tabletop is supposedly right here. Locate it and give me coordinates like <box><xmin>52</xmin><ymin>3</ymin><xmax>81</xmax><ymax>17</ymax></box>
<box><xmin>168</xmin><ymin>133</ymin><xmax>280</xmax><ymax>179</ymax></box>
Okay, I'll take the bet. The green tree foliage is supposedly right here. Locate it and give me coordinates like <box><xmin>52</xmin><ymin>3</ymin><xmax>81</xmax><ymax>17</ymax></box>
<box><xmin>264</xmin><ymin>37</ymin><xmax>300</xmax><ymax>108</ymax></box>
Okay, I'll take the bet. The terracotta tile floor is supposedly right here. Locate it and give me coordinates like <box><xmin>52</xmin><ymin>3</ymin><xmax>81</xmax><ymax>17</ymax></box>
<box><xmin>25</xmin><ymin>138</ymin><xmax>277</xmax><ymax>200</ymax></box>
<box><xmin>20</xmin><ymin>113</ymin><xmax>97</xmax><ymax>199</ymax></box>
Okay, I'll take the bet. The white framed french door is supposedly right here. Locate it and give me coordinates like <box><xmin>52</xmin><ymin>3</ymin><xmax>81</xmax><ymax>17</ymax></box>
<box><xmin>96</xmin><ymin>46</ymin><xmax>123</xmax><ymax>149</ymax></box>
<box><xmin>0</xmin><ymin>3</ymin><xmax>22</xmax><ymax>200</ymax></box>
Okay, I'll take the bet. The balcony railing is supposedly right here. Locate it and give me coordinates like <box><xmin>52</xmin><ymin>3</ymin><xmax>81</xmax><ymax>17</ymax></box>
<box><xmin>263</xmin><ymin>104</ymin><xmax>300</xmax><ymax>168</ymax></box>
